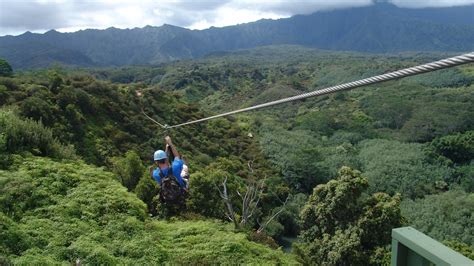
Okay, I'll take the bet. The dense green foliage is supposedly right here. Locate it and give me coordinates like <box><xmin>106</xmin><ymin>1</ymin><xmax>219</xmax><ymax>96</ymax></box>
<box><xmin>111</xmin><ymin>151</ymin><xmax>145</xmax><ymax>191</ymax></box>
<box><xmin>357</xmin><ymin>139</ymin><xmax>451</xmax><ymax>199</ymax></box>
<box><xmin>0</xmin><ymin>156</ymin><xmax>296</xmax><ymax>264</ymax></box>
<box><xmin>1</xmin><ymin>47</ymin><xmax>472</xmax><ymax>263</ymax></box>
<box><xmin>129</xmin><ymin>48</ymin><xmax>472</xmax><ymax>254</ymax></box>
<box><xmin>443</xmin><ymin>240</ymin><xmax>474</xmax><ymax>260</ymax></box>
<box><xmin>0</xmin><ymin>67</ymin><xmax>297</xmax><ymax>263</ymax></box>
<box><xmin>401</xmin><ymin>189</ymin><xmax>474</xmax><ymax>248</ymax></box>
<box><xmin>177</xmin><ymin>49</ymin><xmax>473</xmax><ymax>203</ymax></box>
<box><xmin>294</xmin><ymin>167</ymin><xmax>402</xmax><ymax>265</ymax></box>
<box><xmin>0</xmin><ymin>109</ymin><xmax>76</xmax><ymax>168</ymax></box>
<box><xmin>0</xmin><ymin>58</ymin><xmax>13</xmax><ymax>77</ymax></box>
<box><xmin>0</xmin><ymin>69</ymin><xmax>270</xmax><ymax>170</ymax></box>
<box><xmin>429</xmin><ymin>131</ymin><xmax>474</xmax><ymax>164</ymax></box>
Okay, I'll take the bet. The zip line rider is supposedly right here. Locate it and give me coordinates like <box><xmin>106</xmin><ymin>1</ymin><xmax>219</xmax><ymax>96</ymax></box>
<box><xmin>149</xmin><ymin>136</ymin><xmax>186</xmax><ymax>191</ymax></box>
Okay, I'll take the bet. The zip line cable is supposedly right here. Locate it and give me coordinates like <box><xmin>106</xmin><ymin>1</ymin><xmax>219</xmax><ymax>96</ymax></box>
<box><xmin>142</xmin><ymin>52</ymin><xmax>474</xmax><ymax>129</ymax></box>
<box><xmin>137</xmin><ymin>91</ymin><xmax>169</xmax><ymax>136</ymax></box>
<box><xmin>141</xmin><ymin>107</ymin><xmax>167</xmax><ymax>128</ymax></box>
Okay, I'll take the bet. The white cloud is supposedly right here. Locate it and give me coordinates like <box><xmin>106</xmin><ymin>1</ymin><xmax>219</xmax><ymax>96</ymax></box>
<box><xmin>229</xmin><ymin>0</ymin><xmax>373</xmax><ymax>16</ymax></box>
<box><xmin>188</xmin><ymin>7</ymin><xmax>285</xmax><ymax>29</ymax></box>
<box><xmin>0</xmin><ymin>0</ymin><xmax>473</xmax><ymax>36</ymax></box>
<box><xmin>389</xmin><ymin>0</ymin><xmax>474</xmax><ymax>8</ymax></box>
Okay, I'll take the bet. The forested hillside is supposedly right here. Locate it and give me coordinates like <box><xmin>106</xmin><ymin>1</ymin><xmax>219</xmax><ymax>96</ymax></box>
<box><xmin>0</xmin><ymin>65</ymin><xmax>296</xmax><ymax>264</ymax></box>
<box><xmin>1</xmin><ymin>3</ymin><xmax>473</xmax><ymax>69</ymax></box>
<box><xmin>91</xmin><ymin>47</ymin><xmax>474</xmax><ymax>246</ymax></box>
<box><xmin>1</xmin><ymin>47</ymin><xmax>473</xmax><ymax>264</ymax></box>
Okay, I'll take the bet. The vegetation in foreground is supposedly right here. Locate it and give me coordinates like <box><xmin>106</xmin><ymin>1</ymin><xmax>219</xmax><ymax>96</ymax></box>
<box><xmin>0</xmin><ymin>156</ymin><xmax>296</xmax><ymax>265</ymax></box>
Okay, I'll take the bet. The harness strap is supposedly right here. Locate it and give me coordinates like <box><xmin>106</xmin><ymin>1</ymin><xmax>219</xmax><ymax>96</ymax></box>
<box><xmin>159</xmin><ymin>167</ymin><xmax>184</xmax><ymax>190</ymax></box>
<box><xmin>159</xmin><ymin>167</ymin><xmax>173</xmax><ymax>181</ymax></box>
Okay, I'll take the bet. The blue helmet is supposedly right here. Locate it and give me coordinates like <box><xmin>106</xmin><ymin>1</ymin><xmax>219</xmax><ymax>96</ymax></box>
<box><xmin>154</xmin><ymin>150</ymin><xmax>167</xmax><ymax>161</ymax></box>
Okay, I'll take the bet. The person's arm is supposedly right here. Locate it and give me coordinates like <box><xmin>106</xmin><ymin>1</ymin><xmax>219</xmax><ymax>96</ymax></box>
<box><xmin>149</xmin><ymin>166</ymin><xmax>160</xmax><ymax>183</ymax></box>
<box><xmin>165</xmin><ymin>136</ymin><xmax>180</xmax><ymax>159</ymax></box>
<box><xmin>149</xmin><ymin>165</ymin><xmax>154</xmax><ymax>178</ymax></box>
<box><xmin>165</xmin><ymin>144</ymin><xmax>175</xmax><ymax>162</ymax></box>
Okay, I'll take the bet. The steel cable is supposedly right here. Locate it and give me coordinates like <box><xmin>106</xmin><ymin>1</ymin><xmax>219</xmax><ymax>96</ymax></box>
<box><xmin>161</xmin><ymin>52</ymin><xmax>474</xmax><ymax>128</ymax></box>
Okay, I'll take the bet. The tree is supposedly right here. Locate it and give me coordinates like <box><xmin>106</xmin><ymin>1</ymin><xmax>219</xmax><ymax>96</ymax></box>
<box><xmin>357</xmin><ymin>139</ymin><xmax>452</xmax><ymax>199</ymax></box>
<box><xmin>401</xmin><ymin>189</ymin><xmax>474</xmax><ymax>248</ymax></box>
<box><xmin>260</xmin><ymin>193</ymin><xmax>307</xmax><ymax>240</ymax></box>
<box><xmin>362</xmin><ymin>95</ymin><xmax>413</xmax><ymax>130</ymax></box>
<box><xmin>1</xmin><ymin>156</ymin><xmax>297</xmax><ymax>264</ymax></box>
<box><xmin>0</xmin><ymin>59</ymin><xmax>12</xmax><ymax>77</ymax></box>
<box><xmin>20</xmin><ymin>96</ymin><xmax>55</xmax><ymax>126</ymax></box>
<box><xmin>286</xmin><ymin>147</ymin><xmax>329</xmax><ymax>193</ymax></box>
<box><xmin>0</xmin><ymin>85</ymin><xmax>8</xmax><ymax>105</ymax></box>
<box><xmin>454</xmin><ymin>162</ymin><xmax>474</xmax><ymax>192</ymax></box>
<box><xmin>186</xmin><ymin>165</ymin><xmax>244</xmax><ymax>219</ymax></box>
<box><xmin>134</xmin><ymin>172</ymin><xmax>160</xmax><ymax>215</ymax></box>
<box><xmin>217</xmin><ymin>175</ymin><xmax>290</xmax><ymax>232</ymax></box>
<box><xmin>400</xmin><ymin>103</ymin><xmax>473</xmax><ymax>142</ymax></box>
<box><xmin>48</xmin><ymin>70</ymin><xmax>63</xmax><ymax>92</ymax></box>
<box><xmin>111</xmin><ymin>151</ymin><xmax>145</xmax><ymax>191</ymax></box>
<box><xmin>0</xmin><ymin>109</ymin><xmax>75</xmax><ymax>159</ymax></box>
<box><xmin>296</xmin><ymin>110</ymin><xmax>338</xmax><ymax>136</ymax></box>
<box><xmin>294</xmin><ymin>167</ymin><xmax>402</xmax><ymax>265</ymax></box>
<box><xmin>429</xmin><ymin>131</ymin><xmax>474</xmax><ymax>164</ymax></box>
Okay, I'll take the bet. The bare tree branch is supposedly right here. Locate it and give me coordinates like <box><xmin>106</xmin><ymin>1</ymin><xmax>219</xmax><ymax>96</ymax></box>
<box><xmin>257</xmin><ymin>196</ymin><xmax>290</xmax><ymax>234</ymax></box>
<box><xmin>247</xmin><ymin>160</ymin><xmax>254</xmax><ymax>174</ymax></box>
<box><xmin>247</xmin><ymin>189</ymin><xmax>262</xmax><ymax>219</ymax></box>
<box><xmin>218</xmin><ymin>176</ymin><xmax>239</xmax><ymax>229</ymax></box>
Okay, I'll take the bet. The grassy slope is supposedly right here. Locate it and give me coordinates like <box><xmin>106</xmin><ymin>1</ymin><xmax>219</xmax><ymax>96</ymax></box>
<box><xmin>0</xmin><ymin>156</ymin><xmax>297</xmax><ymax>264</ymax></box>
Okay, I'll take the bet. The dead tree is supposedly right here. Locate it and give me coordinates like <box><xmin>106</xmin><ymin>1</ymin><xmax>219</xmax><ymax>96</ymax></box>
<box><xmin>237</xmin><ymin>178</ymin><xmax>263</xmax><ymax>227</ymax></box>
<box><xmin>217</xmin><ymin>176</ymin><xmax>240</xmax><ymax>229</ymax></box>
<box><xmin>217</xmin><ymin>160</ymin><xmax>290</xmax><ymax>232</ymax></box>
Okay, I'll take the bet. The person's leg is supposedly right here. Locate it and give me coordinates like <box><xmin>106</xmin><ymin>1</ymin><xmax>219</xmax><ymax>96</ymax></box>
<box><xmin>184</xmin><ymin>178</ymin><xmax>189</xmax><ymax>189</ymax></box>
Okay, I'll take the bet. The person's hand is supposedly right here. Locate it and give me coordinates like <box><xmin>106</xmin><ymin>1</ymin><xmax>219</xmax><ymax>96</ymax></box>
<box><xmin>165</xmin><ymin>136</ymin><xmax>172</xmax><ymax>145</ymax></box>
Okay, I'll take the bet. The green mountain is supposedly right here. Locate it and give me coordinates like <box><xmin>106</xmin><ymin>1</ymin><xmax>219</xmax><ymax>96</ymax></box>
<box><xmin>1</xmin><ymin>3</ymin><xmax>473</xmax><ymax>69</ymax></box>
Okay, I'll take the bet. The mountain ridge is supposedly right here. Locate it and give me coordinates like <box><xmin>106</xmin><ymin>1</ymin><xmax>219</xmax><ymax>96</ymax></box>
<box><xmin>1</xmin><ymin>3</ymin><xmax>473</xmax><ymax>69</ymax></box>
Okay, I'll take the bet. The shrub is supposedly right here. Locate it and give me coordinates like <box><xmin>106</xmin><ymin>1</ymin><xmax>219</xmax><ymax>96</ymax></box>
<box><xmin>0</xmin><ymin>109</ymin><xmax>76</xmax><ymax>160</ymax></box>
<box><xmin>187</xmin><ymin>169</ymin><xmax>243</xmax><ymax>219</ymax></box>
<box><xmin>0</xmin><ymin>59</ymin><xmax>12</xmax><ymax>77</ymax></box>
<box><xmin>295</xmin><ymin>167</ymin><xmax>402</xmax><ymax>265</ymax></box>
<box><xmin>357</xmin><ymin>139</ymin><xmax>452</xmax><ymax>198</ymax></box>
<box><xmin>401</xmin><ymin>189</ymin><xmax>474</xmax><ymax>248</ymax></box>
<box><xmin>134</xmin><ymin>172</ymin><xmax>160</xmax><ymax>214</ymax></box>
<box><xmin>110</xmin><ymin>151</ymin><xmax>145</xmax><ymax>191</ymax></box>
<box><xmin>454</xmin><ymin>162</ymin><xmax>474</xmax><ymax>192</ymax></box>
<box><xmin>429</xmin><ymin>131</ymin><xmax>474</xmax><ymax>164</ymax></box>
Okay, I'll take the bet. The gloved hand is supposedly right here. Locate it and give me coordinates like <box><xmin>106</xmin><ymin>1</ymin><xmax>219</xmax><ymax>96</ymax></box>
<box><xmin>165</xmin><ymin>136</ymin><xmax>173</xmax><ymax>145</ymax></box>
<box><xmin>149</xmin><ymin>165</ymin><xmax>155</xmax><ymax>176</ymax></box>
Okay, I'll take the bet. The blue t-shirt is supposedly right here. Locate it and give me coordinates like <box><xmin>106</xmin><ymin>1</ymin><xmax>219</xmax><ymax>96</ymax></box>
<box><xmin>152</xmin><ymin>158</ymin><xmax>184</xmax><ymax>188</ymax></box>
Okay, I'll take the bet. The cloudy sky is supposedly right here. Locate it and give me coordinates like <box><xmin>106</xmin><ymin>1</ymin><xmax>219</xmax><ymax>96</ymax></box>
<box><xmin>1</xmin><ymin>0</ymin><xmax>473</xmax><ymax>36</ymax></box>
